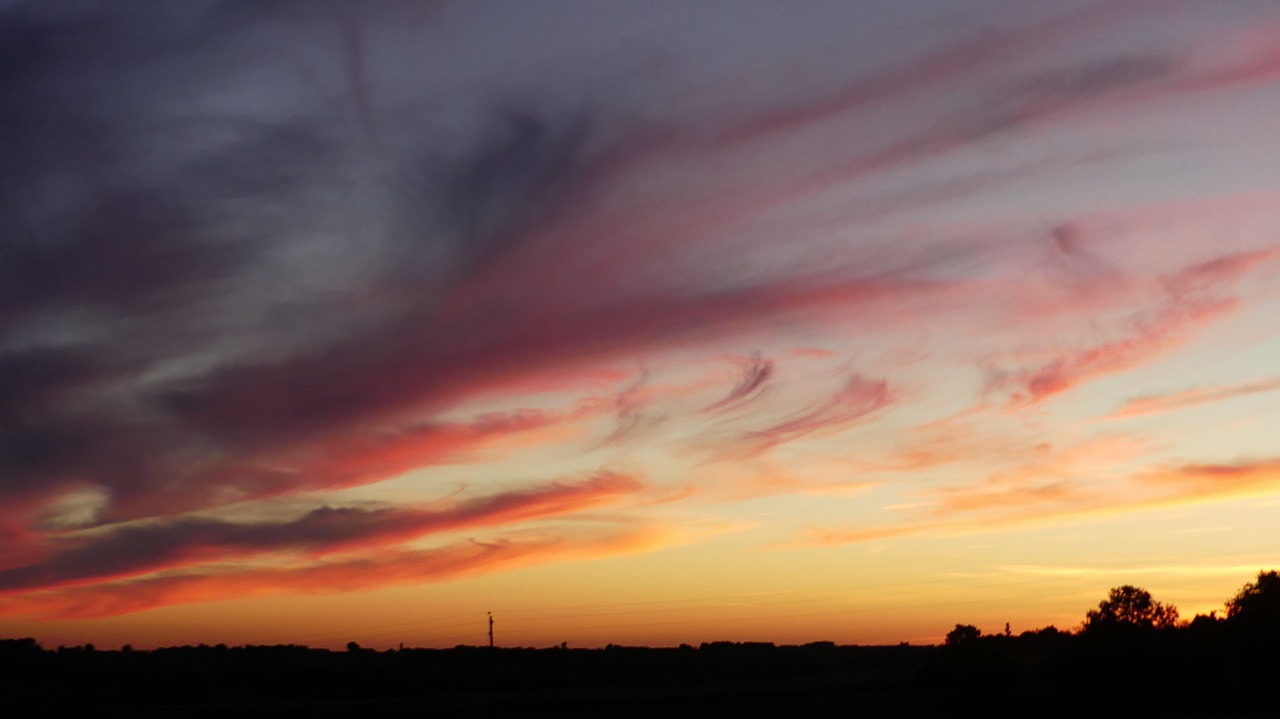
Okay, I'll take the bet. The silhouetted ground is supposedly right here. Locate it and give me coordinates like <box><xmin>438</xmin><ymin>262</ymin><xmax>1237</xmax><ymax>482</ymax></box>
<box><xmin>2</xmin><ymin>629</ymin><xmax>1277</xmax><ymax>717</ymax></box>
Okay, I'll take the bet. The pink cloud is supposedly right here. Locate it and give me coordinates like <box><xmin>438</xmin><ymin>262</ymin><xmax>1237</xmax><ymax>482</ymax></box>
<box><xmin>790</xmin><ymin>347</ymin><xmax>837</xmax><ymax>359</ymax></box>
<box><xmin>1179</xmin><ymin>23</ymin><xmax>1280</xmax><ymax>93</ymax></box>
<box><xmin>802</xmin><ymin>455</ymin><xmax>1280</xmax><ymax>547</ymax></box>
<box><xmin>992</xmin><ymin>248</ymin><xmax>1280</xmax><ymax>404</ymax></box>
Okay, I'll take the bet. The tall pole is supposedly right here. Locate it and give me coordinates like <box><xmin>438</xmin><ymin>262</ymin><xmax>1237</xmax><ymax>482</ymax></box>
<box><xmin>488</xmin><ymin>611</ymin><xmax>494</xmax><ymax>649</ymax></box>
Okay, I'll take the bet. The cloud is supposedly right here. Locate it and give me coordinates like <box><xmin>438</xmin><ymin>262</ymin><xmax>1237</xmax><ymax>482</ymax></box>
<box><xmin>7</xmin><ymin>0</ymin><xmax>1280</xmax><ymax>631</ymax></box>
<box><xmin>1178</xmin><ymin>21</ymin><xmax>1280</xmax><ymax>94</ymax></box>
<box><xmin>0</xmin><ymin>398</ymin><xmax>605</xmax><ymax>526</ymax></box>
<box><xmin>736</xmin><ymin>374</ymin><xmax>892</xmax><ymax>455</ymax></box>
<box><xmin>703</xmin><ymin>352</ymin><xmax>774</xmax><ymax>412</ymax></box>
<box><xmin>1140</xmin><ymin>459</ymin><xmax>1280</xmax><ymax>499</ymax></box>
<box><xmin>1113</xmin><ymin>375</ymin><xmax>1280</xmax><ymax>419</ymax></box>
<box><xmin>0</xmin><ymin>2</ymin><xmax>630</xmax><ymax>522</ymax></box>
<box><xmin>802</xmin><ymin>455</ymin><xmax>1280</xmax><ymax>547</ymax></box>
<box><xmin>991</xmin><ymin>248</ymin><xmax>1280</xmax><ymax>404</ymax></box>
<box><xmin>637</xmin><ymin>50</ymin><xmax>1178</xmax><ymax>244</ymax></box>
<box><xmin>0</xmin><ymin>522</ymin><xmax>669</xmax><ymax>620</ymax></box>
<box><xmin>695</xmin><ymin>1</ymin><xmax>1165</xmax><ymax>149</ymax></box>
<box><xmin>0</xmin><ymin>472</ymin><xmax>642</xmax><ymax>594</ymax></box>
<box><xmin>597</xmin><ymin>369</ymin><xmax>652</xmax><ymax>446</ymax></box>
<box><xmin>932</xmin><ymin>480</ymin><xmax>1078</xmax><ymax>515</ymax></box>
<box><xmin>0</xmin><ymin>0</ymin><xmax>1187</xmax><ymax>530</ymax></box>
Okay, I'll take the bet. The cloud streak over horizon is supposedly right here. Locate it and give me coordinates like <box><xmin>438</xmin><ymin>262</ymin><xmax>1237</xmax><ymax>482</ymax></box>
<box><xmin>3</xmin><ymin>0</ymin><xmax>1280</xmax><ymax>644</ymax></box>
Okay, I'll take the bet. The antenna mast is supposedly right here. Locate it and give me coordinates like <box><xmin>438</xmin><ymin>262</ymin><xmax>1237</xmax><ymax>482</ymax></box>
<box><xmin>488</xmin><ymin>611</ymin><xmax>494</xmax><ymax>648</ymax></box>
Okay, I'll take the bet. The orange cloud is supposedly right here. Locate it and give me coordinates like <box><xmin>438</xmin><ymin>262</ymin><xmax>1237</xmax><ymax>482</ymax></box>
<box><xmin>1113</xmin><ymin>375</ymin><xmax>1280</xmax><ymax>419</ymax></box>
<box><xmin>932</xmin><ymin>480</ymin><xmax>1080</xmax><ymax>515</ymax></box>
<box><xmin>1137</xmin><ymin>459</ymin><xmax>1280</xmax><ymax>502</ymax></box>
<box><xmin>802</xmin><ymin>456</ymin><xmax>1280</xmax><ymax>547</ymax></box>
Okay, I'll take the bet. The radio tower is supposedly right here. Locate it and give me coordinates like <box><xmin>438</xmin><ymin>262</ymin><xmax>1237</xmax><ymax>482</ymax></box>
<box><xmin>488</xmin><ymin>611</ymin><xmax>494</xmax><ymax>648</ymax></box>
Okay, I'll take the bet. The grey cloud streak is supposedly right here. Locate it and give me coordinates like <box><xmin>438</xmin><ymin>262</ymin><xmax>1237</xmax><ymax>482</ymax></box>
<box><xmin>0</xmin><ymin>472</ymin><xmax>640</xmax><ymax>593</ymax></box>
<box><xmin>704</xmin><ymin>353</ymin><xmax>774</xmax><ymax>413</ymax></box>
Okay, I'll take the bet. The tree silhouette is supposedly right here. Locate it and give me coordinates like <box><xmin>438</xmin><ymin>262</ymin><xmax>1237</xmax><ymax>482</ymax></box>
<box><xmin>1083</xmin><ymin>585</ymin><xmax>1178</xmax><ymax>631</ymax></box>
<box><xmin>945</xmin><ymin>624</ymin><xmax>981</xmax><ymax>645</ymax></box>
<box><xmin>1224</xmin><ymin>570</ymin><xmax>1280</xmax><ymax>625</ymax></box>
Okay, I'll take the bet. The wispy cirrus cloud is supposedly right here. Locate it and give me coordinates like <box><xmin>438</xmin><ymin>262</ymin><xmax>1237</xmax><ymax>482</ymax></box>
<box><xmin>1113</xmin><ymin>375</ymin><xmax>1280</xmax><ymax>419</ymax></box>
<box><xmin>703</xmin><ymin>352</ymin><xmax>774</xmax><ymax>413</ymax></box>
<box><xmin>736</xmin><ymin>374</ymin><xmax>892</xmax><ymax>456</ymax></box>
<box><xmin>988</xmin><ymin>248</ymin><xmax>1280</xmax><ymax>405</ymax></box>
<box><xmin>0</xmin><ymin>472</ymin><xmax>642</xmax><ymax>594</ymax></box>
<box><xmin>931</xmin><ymin>480</ymin><xmax>1081</xmax><ymax>516</ymax></box>
<box><xmin>0</xmin><ymin>523</ymin><xmax>670</xmax><ymax>620</ymax></box>
<box><xmin>5</xmin><ymin>399</ymin><xmax>608</xmax><ymax>527</ymax></box>
<box><xmin>1177</xmin><ymin>20</ymin><xmax>1280</xmax><ymax>94</ymax></box>
<box><xmin>802</xmin><ymin>456</ymin><xmax>1280</xmax><ymax>547</ymax></box>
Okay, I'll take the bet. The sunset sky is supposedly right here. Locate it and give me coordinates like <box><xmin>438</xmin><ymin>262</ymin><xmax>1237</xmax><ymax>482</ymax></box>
<box><xmin>3</xmin><ymin>0</ymin><xmax>1280</xmax><ymax>650</ymax></box>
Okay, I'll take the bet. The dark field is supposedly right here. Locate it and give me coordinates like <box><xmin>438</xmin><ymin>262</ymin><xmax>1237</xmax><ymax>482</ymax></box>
<box><xmin>3</xmin><ymin>628</ymin><xmax>1277</xmax><ymax>717</ymax></box>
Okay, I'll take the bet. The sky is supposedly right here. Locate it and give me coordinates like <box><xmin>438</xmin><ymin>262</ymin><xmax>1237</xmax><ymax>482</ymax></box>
<box><xmin>2</xmin><ymin>0</ymin><xmax>1280</xmax><ymax>650</ymax></box>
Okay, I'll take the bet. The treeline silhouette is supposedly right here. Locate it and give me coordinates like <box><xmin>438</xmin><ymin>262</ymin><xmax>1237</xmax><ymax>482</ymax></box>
<box><xmin>1</xmin><ymin>570</ymin><xmax>1276</xmax><ymax>716</ymax></box>
<box><xmin>931</xmin><ymin>571</ymin><xmax>1280</xmax><ymax>716</ymax></box>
